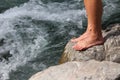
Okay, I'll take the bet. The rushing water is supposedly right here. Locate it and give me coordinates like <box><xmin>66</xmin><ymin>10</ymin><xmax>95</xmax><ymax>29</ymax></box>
<box><xmin>0</xmin><ymin>0</ymin><xmax>120</xmax><ymax>80</ymax></box>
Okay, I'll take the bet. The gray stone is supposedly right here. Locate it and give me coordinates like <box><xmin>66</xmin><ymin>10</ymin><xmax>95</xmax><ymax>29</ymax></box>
<box><xmin>59</xmin><ymin>41</ymin><xmax>105</xmax><ymax>64</ymax></box>
<box><xmin>59</xmin><ymin>24</ymin><xmax>120</xmax><ymax>64</ymax></box>
<box><xmin>29</xmin><ymin>60</ymin><xmax>120</xmax><ymax>80</ymax></box>
<box><xmin>105</xmin><ymin>47</ymin><xmax>120</xmax><ymax>63</ymax></box>
<box><xmin>29</xmin><ymin>24</ymin><xmax>120</xmax><ymax>80</ymax></box>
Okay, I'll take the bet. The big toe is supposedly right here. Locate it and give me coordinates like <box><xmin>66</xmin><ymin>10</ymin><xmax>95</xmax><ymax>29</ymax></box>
<box><xmin>71</xmin><ymin>38</ymin><xmax>78</xmax><ymax>42</ymax></box>
<box><xmin>72</xmin><ymin>44</ymin><xmax>83</xmax><ymax>51</ymax></box>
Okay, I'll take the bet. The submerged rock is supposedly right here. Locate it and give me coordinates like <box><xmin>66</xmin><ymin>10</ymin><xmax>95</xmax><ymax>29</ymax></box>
<box><xmin>59</xmin><ymin>24</ymin><xmax>120</xmax><ymax>64</ymax></box>
<box><xmin>0</xmin><ymin>38</ymin><xmax>5</xmax><ymax>46</ymax></box>
<box><xmin>0</xmin><ymin>38</ymin><xmax>12</xmax><ymax>61</ymax></box>
<box><xmin>29</xmin><ymin>60</ymin><xmax>120</xmax><ymax>80</ymax></box>
<box><xmin>0</xmin><ymin>50</ymin><xmax>11</xmax><ymax>61</ymax></box>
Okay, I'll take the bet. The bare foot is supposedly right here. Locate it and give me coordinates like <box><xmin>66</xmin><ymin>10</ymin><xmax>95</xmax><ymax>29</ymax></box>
<box><xmin>71</xmin><ymin>31</ymin><xmax>89</xmax><ymax>42</ymax></box>
<box><xmin>72</xmin><ymin>35</ymin><xmax>104</xmax><ymax>51</ymax></box>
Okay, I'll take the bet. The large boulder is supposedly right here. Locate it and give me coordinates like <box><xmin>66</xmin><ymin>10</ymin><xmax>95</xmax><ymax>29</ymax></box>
<box><xmin>29</xmin><ymin>60</ymin><xmax>120</xmax><ymax>80</ymax></box>
<box><xmin>59</xmin><ymin>24</ymin><xmax>120</xmax><ymax>64</ymax></box>
<box><xmin>29</xmin><ymin>24</ymin><xmax>120</xmax><ymax>80</ymax></box>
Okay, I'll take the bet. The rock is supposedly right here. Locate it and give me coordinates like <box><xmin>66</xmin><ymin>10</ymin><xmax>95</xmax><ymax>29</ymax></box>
<box><xmin>59</xmin><ymin>41</ymin><xmax>105</xmax><ymax>64</ymax></box>
<box><xmin>59</xmin><ymin>24</ymin><xmax>120</xmax><ymax>64</ymax></box>
<box><xmin>0</xmin><ymin>38</ymin><xmax>12</xmax><ymax>61</ymax></box>
<box><xmin>29</xmin><ymin>24</ymin><xmax>120</xmax><ymax>80</ymax></box>
<box><xmin>29</xmin><ymin>60</ymin><xmax>120</xmax><ymax>80</ymax></box>
<box><xmin>0</xmin><ymin>38</ymin><xmax>5</xmax><ymax>46</ymax></box>
<box><xmin>0</xmin><ymin>50</ymin><xmax>11</xmax><ymax>61</ymax></box>
<box><xmin>105</xmin><ymin>47</ymin><xmax>120</xmax><ymax>63</ymax></box>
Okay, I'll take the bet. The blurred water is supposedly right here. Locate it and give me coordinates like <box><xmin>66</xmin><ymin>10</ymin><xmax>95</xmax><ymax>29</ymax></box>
<box><xmin>0</xmin><ymin>0</ymin><xmax>120</xmax><ymax>80</ymax></box>
<box><xmin>0</xmin><ymin>0</ymin><xmax>29</xmax><ymax>13</ymax></box>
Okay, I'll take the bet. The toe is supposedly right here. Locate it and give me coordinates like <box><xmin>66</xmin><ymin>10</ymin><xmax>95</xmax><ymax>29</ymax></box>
<box><xmin>71</xmin><ymin>38</ymin><xmax>78</xmax><ymax>42</ymax></box>
<box><xmin>72</xmin><ymin>44</ymin><xmax>83</xmax><ymax>51</ymax></box>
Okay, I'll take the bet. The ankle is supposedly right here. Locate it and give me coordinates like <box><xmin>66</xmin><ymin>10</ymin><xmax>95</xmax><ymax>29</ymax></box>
<box><xmin>86</xmin><ymin>25</ymin><xmax>102</xmax><ymax>36</ymax></box>
<box><xmin>90</xmin><ymin>32</ymin><xmax>104</xmax><ymax>41</ymax></box>
<box><xmin>87</xmin><ymin>24</ymin><xmax>102</xmax><ymax>31</ymax></box>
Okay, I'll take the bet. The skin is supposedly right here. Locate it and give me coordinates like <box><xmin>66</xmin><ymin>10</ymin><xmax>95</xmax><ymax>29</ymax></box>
<box><xmin>71</xmin><ymin>0</ymin><xmax>104</xmax><ymax>51</ymax></box>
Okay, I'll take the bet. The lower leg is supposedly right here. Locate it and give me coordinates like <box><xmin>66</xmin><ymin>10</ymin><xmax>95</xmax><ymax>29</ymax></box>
<box><xmin>84</xmin><ymin>0</ymin><xmax>103</xmax><ymax>36</ymax></box>
<box><xmin>72</xmin><ymin>0</ymin><xmax>104</xmax><ymax>50</ymax></box>
<box><xmin>71</xmin><ymin>0</ymin><xmax>103</xmax><ymax>42</ymax></box>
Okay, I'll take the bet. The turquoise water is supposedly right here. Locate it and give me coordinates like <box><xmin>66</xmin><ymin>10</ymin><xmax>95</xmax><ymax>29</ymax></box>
<box><xmin>0</xmin><ymin>0</ymin><xmax>120</xmax><ymax>80</ymax></box>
